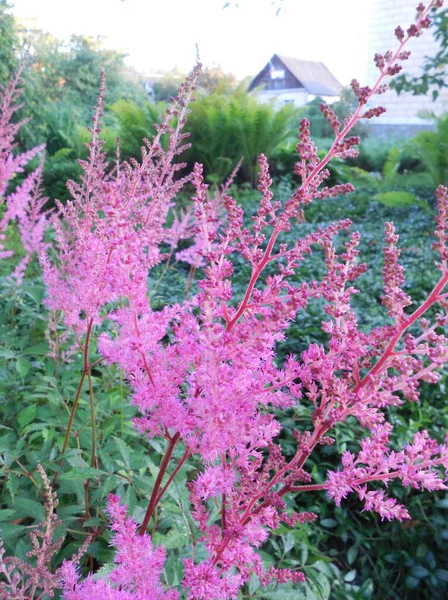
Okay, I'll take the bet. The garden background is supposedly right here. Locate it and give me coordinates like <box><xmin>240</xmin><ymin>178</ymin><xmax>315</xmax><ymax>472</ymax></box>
<box><xmin>0</xmin><ymin>1</ymin><xmax>448</xmax><ymax>598</ymax></box>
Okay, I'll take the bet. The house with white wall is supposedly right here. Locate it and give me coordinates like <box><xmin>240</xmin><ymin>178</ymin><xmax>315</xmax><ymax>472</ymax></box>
<box><xmin>248</xmin><ymin>54</ymin><xmax>343</xmax><ymax>107</ymax></box>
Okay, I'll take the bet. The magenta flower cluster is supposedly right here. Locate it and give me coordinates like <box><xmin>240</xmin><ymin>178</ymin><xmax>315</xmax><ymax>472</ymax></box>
<box><xmin>0</xmin><ymin>2</ymin><xmax>447</xmax><ymax>599</ymax></box>
<box><xmin>0</xmin><ymin>68</ymin><xmax>48</xmax><ymax>284</ymax></box>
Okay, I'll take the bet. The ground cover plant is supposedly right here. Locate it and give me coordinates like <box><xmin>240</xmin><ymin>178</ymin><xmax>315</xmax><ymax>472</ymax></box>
<box><xmin>0</xmin><ymin>1</ymin><xmax>448</xmax><ymax>599</ymax></box>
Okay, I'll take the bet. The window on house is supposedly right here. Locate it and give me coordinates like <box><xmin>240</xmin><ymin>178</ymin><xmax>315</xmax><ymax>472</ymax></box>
<box><xmin>270</xmin><ymin>68</ymin><xmax>285</xmax><ymax>80</ymax></box>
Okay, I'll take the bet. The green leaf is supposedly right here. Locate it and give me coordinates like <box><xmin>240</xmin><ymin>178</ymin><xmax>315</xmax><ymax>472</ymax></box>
<box><xmin>375</xmin><ymin>191</ymin><xmax>417</xmax><ymax>207</ymax></box>
<box><xmin>416</xmin><ymin>543</ymin><xmax>428</xmax><ymax>559</ymax></box>
<box><xmin>248</xmin><ymin>573</ymin><xmax>260</xmax><ymax>594</ymax></box>
<box><xmin>344</xmin><ymin>569</ymin><xmax>357</xmax><ymax>582</ymax></box>
<box><xmin>0</xmin><ymin>509</ymin><xmax>16</xmax><ymax>521</ymax></box>
<box><xmin>406</xmin><ymin>576</ymin><xmax>420</xmax><ymax>589</ymax></box>
<box><xmin>59</xmin><ymin>467</ymin><xmax>104</xmax><ymax>481</ymax></box>
<box><xmin>320</xmin><ymin>518</ymin><xmax>338</xmax><ymax>528</ymax></box>
<box><xmin>14</xmin><ymin>497</ymin><xmax>45</xmax><ymax>522</ymax></box>
<box><xmin>411</xmin><ymin>565</ymin><xmax>430</xmax><ymax>578</ymax></box>
<box><xmin>6</xmin><ymin>473</ymin><xmax>18</xmax><ymax>499</ymax></box>
<box><xmin>83</xmin><ymin>518</ymin><xmax>104</xmax><ymax>527</ymax></box>
<box><xmin>436</xmin><ymin>569</ymin><xmax>448</xmax><ymax>582</ymax></box>
<box><xmin>162</xmin><ymin>528</ymin><xmax>189</xmax><ymax>550</ymax></box>
<box><xmin>114</xmin><ymin>437</ymin><xmax>131</xmax><ymax>469</ymax></box>
<box><xmin>17</xmin><ymin>404</ymin><xmax>36</xmax><ymax>429</ymax></box>
<box><xmin>282</xmin><ymin>531</ymin><xmax>294</xmax><ymax>554</ymax></box>
<box><xmin>347</xmin><ymin>544</ymin><xmax>358</xmax><ymax>565</ymax></box>
<box><xmin>15</xmin><ymin>357</ymin><xmax>32</xmax><ymax>379</ymax></box>
<box><xmin>262</xmin><ymin>590</ymin><xmax>306</xmax><ymax>599</ymax></box>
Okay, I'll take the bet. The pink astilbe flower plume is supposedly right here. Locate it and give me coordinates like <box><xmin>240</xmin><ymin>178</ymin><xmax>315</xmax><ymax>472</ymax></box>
<box><xmin>0</xmin><ymin>68</ymin><xmax>46</xmax><ymax>265</ymax></box>
<box><xmin>61</xmin><ymin>495</ymin><xmax>178</xmax><ymax>600</ymax></box>
<box><xmin>37</xmin><ymin>3</ymin><xmax>448</xmax><ymax>598</ymax></box>
<box><xmin>41</xmin><ymin>65</ymin><xmax>201</xmax><ymax>336</ymax></box>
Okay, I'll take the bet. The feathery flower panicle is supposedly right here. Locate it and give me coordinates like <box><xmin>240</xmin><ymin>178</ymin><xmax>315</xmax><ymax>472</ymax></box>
<box><xmin>0</xmin><ymin>69</ymin><xmax>46</xmax><ymax>266</ymax></box>
<box><xmin>381</xmin><ymin>221</ymin><xmax>412</xmax><ymax>322</ymax></box>
<box><xmin>61</xmin><ymin>495</ymin><xmax>177</xmax><ymax>600</ymax></box>
<box><xmin>0</xmin><ymin>466</ymin><xmax>89</xmax><ymax>599</ymax></box>
<box><xmin>39</xmin><ymin>2</ymin><xmax>448</xmax><ymax>598</ymax></box>
<box><xmin>42</xmin><ymin>64</ymin><xmax>201</xmax><ymax>336</ymax></box>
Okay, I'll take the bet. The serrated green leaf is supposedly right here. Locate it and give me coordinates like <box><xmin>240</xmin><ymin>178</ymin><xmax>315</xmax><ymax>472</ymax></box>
<box><xmin>114</xmin><ymin>437</ymin><xmax>131</xmax><ymax>469</ymax></box>
<box><xmin>15</xmin><ymin>357</ymin><xmax>32</xmax><ymax>379</ymax></box>
<box><xmin>14</xmin><ymin>497</ymin><xmax>45</xmax><ymax>522</ymax></box>
<box><xmin>17</xmin><ymin>404</ymin><xmax>36</xmax><ymax>428</ymax></box>
<box><xmin>248</xmin><ymin>573</ymin><xmax>260</xmax><ymax>594</ymax></box>
<box><xmin>162</xmin><ymin>528</ymin><xmax>189</xmax><ymax>549</ymax></box>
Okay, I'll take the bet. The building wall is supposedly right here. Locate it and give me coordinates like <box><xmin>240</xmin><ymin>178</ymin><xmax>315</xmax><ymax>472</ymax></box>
<box><xmin>366</xmin><ymin>0</ymin><xmax>448</xmax><ymax>129</ymax></box>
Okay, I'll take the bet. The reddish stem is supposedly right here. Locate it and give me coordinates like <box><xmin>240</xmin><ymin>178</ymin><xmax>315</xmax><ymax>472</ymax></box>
<box><xmin>356</xmin><ymin>272</ymin><xmax>448</xmax><ymax>392</ymax></box>
<box><xmin>154</xmin><ymin>446</ymin><xmax>190</xmax><ymax>506</ymax></box>
<box><xmin>139</xmin><ymin>432</ymin><xmax>180</xmax><ymax>535</ymax></box>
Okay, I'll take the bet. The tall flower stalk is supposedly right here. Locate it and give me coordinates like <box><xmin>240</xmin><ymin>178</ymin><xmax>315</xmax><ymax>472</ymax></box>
<box><xmin>26</xmin><ymin>1</ymin><xmax>448</xmax><ymax>598</ymax></box>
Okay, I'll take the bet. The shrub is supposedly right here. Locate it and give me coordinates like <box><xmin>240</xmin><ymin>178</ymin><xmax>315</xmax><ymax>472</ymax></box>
<box><xmin>0</xmin><ymin>2</ymin><xmax>447</xmax><ymax>599</ymax></box>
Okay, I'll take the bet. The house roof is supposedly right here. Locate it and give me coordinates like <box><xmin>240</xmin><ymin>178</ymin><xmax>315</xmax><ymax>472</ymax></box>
<box><xmin>251</xmin><ymin>54</ymin><xmax>344</xmax><ymax>96</ymax></box>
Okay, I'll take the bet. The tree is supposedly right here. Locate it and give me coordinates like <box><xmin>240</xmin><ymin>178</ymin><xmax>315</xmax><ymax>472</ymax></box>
<box><xmin>0</xmin><ymin>1</ymin><xmax>18</xmax><ymax>87</ymax></box>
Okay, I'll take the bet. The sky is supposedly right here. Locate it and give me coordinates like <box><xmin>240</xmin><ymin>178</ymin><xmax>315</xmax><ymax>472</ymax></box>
<box><xmin>9</xmin><ymin>0</ymin><xmax>373</xmax><ymax>85</ymax></box>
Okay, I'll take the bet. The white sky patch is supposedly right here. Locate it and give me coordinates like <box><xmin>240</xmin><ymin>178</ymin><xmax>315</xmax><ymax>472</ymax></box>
<box><xmin>10</xmin><ymin>0</ymin><xmax>373</xmax><ymax>85</ymax></box>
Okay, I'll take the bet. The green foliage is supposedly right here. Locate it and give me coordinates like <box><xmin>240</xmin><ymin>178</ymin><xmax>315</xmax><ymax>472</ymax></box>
<box><xmin>411</xmin><ymin>114</ymin><xmax>448</xmax><ymax>188</ymax></box>
<box><xmin>153</xmin><ymin>65</ymin><xmax>239</xmax><ymax>101</ymax></box>
<box><xmin>151</xmin><ymin>67</ymin><xmax>185</xmax><ymax>102</ymax></box>
<box><xmin>103</xmin><ymin>99</ymin><xmax>166</xmax><ymax>162</ymax></box>
<box><xmin>0</xmin><ymin>14</ymin><xmax>150</xmax><ymax>201</ymax></box>
<box><xmin>0</xmin><ymin>1</ymin><xmax>17</xmax><ymax>87</ymax></box>
<box><xmin>104</xmin><ymin>91</ymin><xmax>300</xmax><ymax>185</ymax></box>
<box><xmin>183</xmin><ymin>91</ymin><xmax>300</xmax><ymax>183</ymax></box>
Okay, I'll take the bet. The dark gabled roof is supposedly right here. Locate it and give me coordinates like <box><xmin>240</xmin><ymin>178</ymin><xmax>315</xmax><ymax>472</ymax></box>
<box><xmin>276</xmin><ymin>55</ymin><xmax>343</xmax><ymax>95</ymax></box>
<box><xmin>251</xmin><ymin>54</ymin><xmax>343</xmax><ymax>96</ymax></box>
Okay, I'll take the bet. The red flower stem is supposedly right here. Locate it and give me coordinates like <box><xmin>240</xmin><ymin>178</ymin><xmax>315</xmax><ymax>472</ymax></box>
<box><xmin>154</xmin><ymin>446</ymin><xmax>190</xmax><ymax>506</ymax></box>
<box><xmin>221</xmin><ymin>454</ymin><xmax>227</xmax><ymax>533</ymax></box>
<box><xmin>288</xmin><ymin>471</ymin><xmax>402</xmax><ymax>494</ymax></box>
<box><xmin>226</xmin><ymin>229</ymin><xmax>280</xmax><ymax>332</ymax></box>
<box><xmin>133</xmin><ymin>313</ymin><xmax>156</xmax><ymax>386</ymax></box>
<box><xmin>355</xmin><ymin>271</ymin><xmax>448</xmax><ymax>391</ymax></box>
<box><xmin>139</xmin><ymin>432</ymin><xmax>181</xmax><ymax>535</ymax></box>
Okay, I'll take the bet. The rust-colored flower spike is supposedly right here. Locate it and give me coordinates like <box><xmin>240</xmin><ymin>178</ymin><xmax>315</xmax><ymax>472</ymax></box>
<box><xmin>319</xmin><ymin>102</ymin><xmax>340</xmax><ymax>134</ymax></box>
